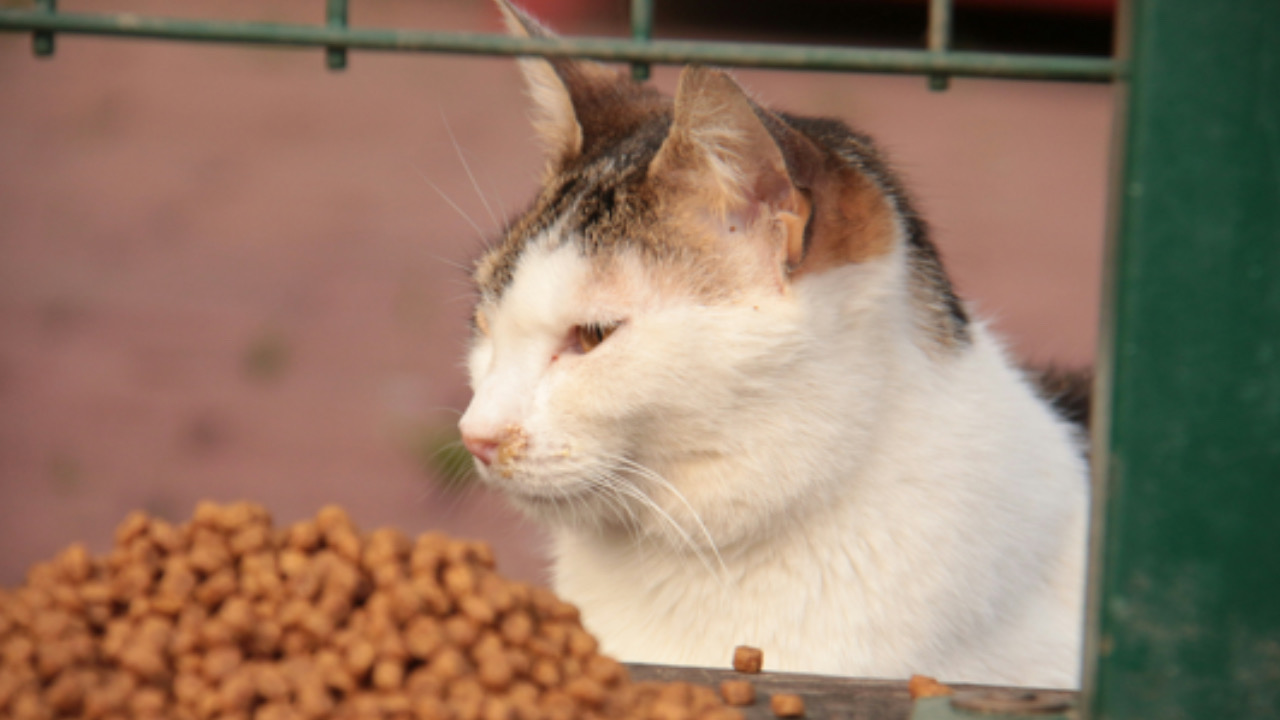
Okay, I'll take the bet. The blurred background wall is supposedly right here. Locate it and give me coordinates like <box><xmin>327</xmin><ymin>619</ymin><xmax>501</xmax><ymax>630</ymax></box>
<box><xmin>0</xmin><ymin>0</ymin><xmax>1113</xmax><ymax>587</ymax></box>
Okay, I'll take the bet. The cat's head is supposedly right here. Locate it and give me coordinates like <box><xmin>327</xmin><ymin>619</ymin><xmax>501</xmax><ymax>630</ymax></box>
<box><xmin>458</xmin><ymin>1</ymin><xmax>968</xmax><ymax>550</ymax></box>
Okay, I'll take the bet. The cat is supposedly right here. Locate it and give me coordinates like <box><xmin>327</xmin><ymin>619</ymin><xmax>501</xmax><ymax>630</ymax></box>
<box><xmin>458</xmin><ymin>0</ymin><xmax>1089</xmax><ymax>688</ymax></box>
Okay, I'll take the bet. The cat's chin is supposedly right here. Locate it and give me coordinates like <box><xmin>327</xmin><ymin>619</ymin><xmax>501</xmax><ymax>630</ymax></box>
<box><xmin>482</xmin><ymin>474</ymin><xmax>626</xmax><ymax>528</ymax></box>
<box><xmin>478</xmin><ymin>472</ymin><xmax>593</xmax><ymax>509</ymax></box>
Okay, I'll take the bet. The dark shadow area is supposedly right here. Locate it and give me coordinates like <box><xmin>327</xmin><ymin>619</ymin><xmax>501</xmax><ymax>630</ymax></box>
<box><xmin>650</xmin><ymin>0</ymin><xmax>1113</xmax><ymax>57</ymax></box>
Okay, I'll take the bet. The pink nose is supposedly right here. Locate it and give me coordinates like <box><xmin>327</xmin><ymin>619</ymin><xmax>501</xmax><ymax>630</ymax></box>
<box><xmin>462</xmin><ymin>433</ymin><xmax>500</xmax><ymax>466</ymax></box>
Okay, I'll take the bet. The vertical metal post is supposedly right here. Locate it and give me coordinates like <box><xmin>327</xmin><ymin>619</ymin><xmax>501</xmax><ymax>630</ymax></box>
<box><xmin>33</xmin><ymin>0</ymin><xmax>54</xmax><ymax>57</ymax></box>
<box><xmin>326</xmin><ymin>0</ymin><xmax>348</xmax><ymax>71</ymax></box>
<box><xmin>926</xmin><ymin>0</ymin><xmax>951</xmax><ymax>91</ymax></box>
<box><xmin>1085</xmin><ymin>0</ymin><xmax>1280</xmax><ymax>717</ymax></box>
<box><xmin>630</xmin><ymin>0</ymin><xmax>653</xmax><ymax>82</ymax></box>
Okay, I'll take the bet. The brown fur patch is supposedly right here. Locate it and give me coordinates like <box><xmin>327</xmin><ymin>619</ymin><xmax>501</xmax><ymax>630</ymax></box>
<box><xmin>788</xmin><ymin>165</ymin><xmax>899</xmax><ymax>277</ymax></box>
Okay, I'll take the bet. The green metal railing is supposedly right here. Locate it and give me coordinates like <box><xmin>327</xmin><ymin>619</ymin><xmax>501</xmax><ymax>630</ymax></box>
<box><xmin>0</xmin><ymin>0</ymin><xmax>1118</xmax><ymax>84</ymax></box>
<box><xmin>2</xmin><ymin>1</ymin><xmax>1277</xmax><ymax>718</ymax></box>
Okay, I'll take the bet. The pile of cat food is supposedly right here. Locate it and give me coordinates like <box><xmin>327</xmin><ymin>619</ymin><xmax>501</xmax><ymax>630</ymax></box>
<box><xmin>0</xmin><ymin>501</ymin><xmax>750</xmax><ymax>720</ymax></box>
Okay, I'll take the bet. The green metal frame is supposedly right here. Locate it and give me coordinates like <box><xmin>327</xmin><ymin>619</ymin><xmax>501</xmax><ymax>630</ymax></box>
<box><xmin>1085</xmin><ymin>1</ymin><xmax>1280</xmax><ymax>718</ymax></box>
<box><xmin>0</xmin><ymin>3</ymin><xmax>1116</xmax><ymax>83</ymax></box>
<box><xmin>3</xmin><ymin>1</ymin><xmax>1277</xmax><ymax>717</ymax></box>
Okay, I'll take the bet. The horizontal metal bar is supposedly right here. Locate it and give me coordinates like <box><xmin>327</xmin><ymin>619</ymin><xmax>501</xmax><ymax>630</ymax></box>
<box><xmin>0</xmin><ymin>9</ymin><xmax>1120</xmax><ymax>82</ymax></box>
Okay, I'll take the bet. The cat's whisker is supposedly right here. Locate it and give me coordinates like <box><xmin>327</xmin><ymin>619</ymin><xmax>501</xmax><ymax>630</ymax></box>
<box><xmin>425</xmin><ymin>251</ymin><xmax>474</xmax><ymax>276</ymax></box>
<box><xmin>421</xmin><ymin>406</ymin><xmax>465</xmax><ymax>418</ymax></box>
<box><xmin>589</xmin><ymin>472</ymin><xmax>645</xmax><ymax>534</ymax></box>
<box><xmin>611</xmin><ymin>456</ymin><xmax>730</xmax><ymax>583</ymax></box>
<box><xmin>595</xmin><ymin>472</ymin><xmax>688</xmax><ymax>561</ymax></box>
<box><xmin>441</xmin><ymin>110</ymin><xmax>502</xmax><ymax>232</ymax></box>
<box><xmin>596</xmin><ymin>465</ymin><xmax>728</xmax><ymax>586</ymax></box>
<box><xmin>410</xmin><ymin>167</ymin><xmax>489</xmax><ymax>247</ymax></box>
<box><xmin>444</xmin><ymin>291</ymin><xmax>484</xmax><ymax>308</ymax></box>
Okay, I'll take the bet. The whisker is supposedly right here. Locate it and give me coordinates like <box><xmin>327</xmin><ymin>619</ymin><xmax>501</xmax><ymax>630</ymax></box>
<box><xmin>441</xmin><ymin>110</ymin><xmax>501</xmax><ymax>232</ymax></box>
<box><xmin>421</xmin><ymin>406</ymin><xmax>465</xmax><ymax>418</ymax></box>
<box><xmin>589</xmin><ymin>473</ymin><xmax>644</xmax><ymax>531</ymax></box>
<box><xmin>597</xmin><ymin>463</ymin><xmax>727</xmax><ymax>585</ymax></box>
<box><xmin>428</xmin><ymin>252</ymin><xmax>474</xmax><ymax>276</ymax></box>
<box><xmin>612</xmin><ymin>456</ymin><xmax>730</xmax><ymax>582</ymax></box>
<box><xmin>410</xmin><ymin>166</ymin><xmax>488</xmax><ymax>246</ymax></box>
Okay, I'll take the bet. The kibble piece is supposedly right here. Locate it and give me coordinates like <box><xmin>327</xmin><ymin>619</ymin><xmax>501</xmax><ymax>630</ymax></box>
<box><xmin>202</xmin><ymin>645</ymin><xmax>243</xmax><ymax>681</ymax></box>
<box><xmin>54</xmin><ymin>543</ymin><xmax>93</xmax><ymax>584</ymax></box>
<box><xmin>45</xmin><ymin>669</ymin><xmax>89</xmax><ymax>713</ymax></box>
<box><xmin>460</xmin><ymin>595</ymin><xmax>496</xmax><ymax>625</ymax></box>
<box><xmin>539</xmin><ymin>689</ymin><xmax>576</xmax><ymax>720</ymax></box>
<box><xmin>719</xmin><ymin>680</ymin><xmax>755</xmax><ymax>706</ymax></box>
<box><xmin>445</xmin><ymin>616</ymin><xmax>481</xmax><ymax>649</ymax></box>
<box><xmin>482</xmin><ymin>695</ymin><xmax>516</xmax><ymax>720</ymax></box>
<box><xmin>380</xmin><ymin>691</ymin><xmax>413</xmax><ymax>715</ymax></box>
<box><xmin>405</xmin><ymin>666</ymin><xmax>444</xmax><ymax>699</ymax></box>
<box><xmin>770</xmin><ymin>694</ymin><xmax>805</xmax><ymax>717</ymax></box>
<box><xmin>565</xmin><ymin>676</ymin><xmax>605</xmax><ymax>708</ymax></box>
<box><xmin>255</xmin><ymin>662</ymin><xmax>293</xmax><ymax>701</ymax></box>
<box><xmin>327</xmin><ymin>527</ymin><xmax>363</xmax><ymax>565</ymax></box>
<box><xmin>413</xmin><ymin>694</ymin><xmax>452</xmax><ymax>720</ymax></box>
<box><xmin>129</xmin><ymin>685</ymin><xmax>167</xmax><ymax>716</ymax></box>
<box><xmin>584</xmin><ymin>655</ymin><xmax>625</xmax><ymax>686</ymax></box>
<box><xmin>449</xmin><ymin>678</ymin><xmax>487</xmax><ymax>720</ymax></box>
<box><xmin>907</xmin><ymin>674</ymin><xmax>954</xmax><ymax>699</ymax></box>
<box><xmin>297</xmin><ymin>681</ymin><xmax>335</xmax><ymax>718</ymax></box>
<box><xmin>477</xmin><ymin>655</ymin><xmax>514</xmax><ymax>691</ymax></box>
<box><xmin>701</xmin><ymin>708</ymin><xmax>746</xmax><ymax>720</ymax></box>
<box><xmin>345</xmin><ymin>639</ymin><xmax>377</xmax><ymax>677</ymax></box>
<box><xmin>529</xmin><ymin>657</ymin><xmax>561</xmax><ymax>688</ymax></box>
<box><xmin>651</xmin><ymin>699</ymin><xmax>693</xmax><ymax>720</ymax></box>
<box><xmin>443</xmin><ymin>565</ymin><xmax>477</xmax><ymax>599</ymax></box>
<box><xmin>427</xmin><ymin>647</ymin><xmax>470</xmax><ymax>683</ymax></box>
<box><xmin>732</xmin><ymin>646</ymin><xmax>764</xmax><ymax>674</ymax></box>
<box><xmin>288</xmin><ymin>520</ymin><xmax>321</xmax><ymax>551</ymax></box>
<box><xmin>406</xmin><ymin>617</ymin><xmax>445</xmax><ymax>659</ymax></box>
<box><xmin>373</xmin><ymin>658</ymin><xmax>406</xmax><ymax>691</ymax></box>
<box><xmin>498</xmin><ymin>611</ymin><xmax>533</xmax><ymax>647</ymax></box>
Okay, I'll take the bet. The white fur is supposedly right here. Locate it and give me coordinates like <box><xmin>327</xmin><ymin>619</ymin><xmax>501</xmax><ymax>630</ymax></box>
<box><xmin>461</xmin><ymin>225</ymin><xmax>1088</xmax><ymax>688</ymax></box>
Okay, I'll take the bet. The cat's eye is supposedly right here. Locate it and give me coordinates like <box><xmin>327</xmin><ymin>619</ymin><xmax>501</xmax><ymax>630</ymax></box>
<box><xmin>574</xmin><ymin>322</ymin><xmax>620</xmax><ymax>354</ymax></box>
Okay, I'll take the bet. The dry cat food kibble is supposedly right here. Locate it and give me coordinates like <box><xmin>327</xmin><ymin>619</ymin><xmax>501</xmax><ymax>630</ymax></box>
<box><xmin>717</xmin><ymin>680</ymin><xmax>755</xmax><ymax>707</ymax></box>
<box><xmin>0</xmin><ymin>502</ymin><xmax>746</xmax><ymax>720</ymax></box>
<box><xmin>907</xmin><ymin>674</ymin><xmax>954</xmax><ymax>699</ymax></box>
<box><xmin>769</xmin><ymin>694</ymin><xmax>805</xmax><ymax>718</ymax></box>
<box><xmin>730</xmin><ymin>646</ymin><xmax>763</xmax><ymax>674</ymax></box>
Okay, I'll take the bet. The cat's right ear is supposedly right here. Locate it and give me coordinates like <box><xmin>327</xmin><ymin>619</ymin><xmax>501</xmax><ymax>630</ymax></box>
<box><xmin>495</xmin><ymin>0</ymin><xmax>638</xmax><ymax>166</ymax></box>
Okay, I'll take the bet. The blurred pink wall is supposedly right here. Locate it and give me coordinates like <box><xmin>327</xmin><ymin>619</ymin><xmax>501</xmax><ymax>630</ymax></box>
<box><xmin>0</xmin><ymin>0</ymin><xmax>1112</xmax><ymax>587</ymax></box>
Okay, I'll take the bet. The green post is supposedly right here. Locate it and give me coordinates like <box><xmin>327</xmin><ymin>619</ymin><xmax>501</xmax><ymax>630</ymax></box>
<box><xmin>326</xmin><ymin>0</ymin><xmax>348</xmax><ymax>71</ymax></box>
<box><xmin>33</xmin><ymin>0</ymin><xmax>54</xmax><ymax>57</ymax></box>
<box><xmin>1086</xmin><ymin>1</ymin><xmax>1280</xmax><ymax>718</ymax></box>
<box><xmin>630</xmin><ymin>0</ymin><xmax>653</xmax><ymax>82</ymax></box>
<box><xmin>926</xmin><ymin>0</ymin><xmax>951</xmax><ymax>91</ymax></box>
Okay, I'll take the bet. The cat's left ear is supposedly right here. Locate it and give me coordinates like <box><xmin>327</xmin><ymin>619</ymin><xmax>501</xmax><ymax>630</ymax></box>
<box><xmin>649</xmin><ymin>67</ymin><xmax>817</xmax><ymax>271</ymax></box>
<box><xmin>496</xmin><ymin>0</ymin><xmax>660</xmax><ymax>168</ymax></box>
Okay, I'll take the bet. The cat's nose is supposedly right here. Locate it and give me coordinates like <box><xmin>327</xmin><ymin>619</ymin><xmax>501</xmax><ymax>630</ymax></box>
<box><xmin>461</xmin><ymin>432</ymin><xmax>500</xmax><ymax>466</ymax></box>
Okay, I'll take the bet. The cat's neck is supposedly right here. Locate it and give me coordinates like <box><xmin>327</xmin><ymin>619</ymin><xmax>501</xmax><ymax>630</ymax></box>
<box><xmin>549</xmin><ymin>316</ymin><xmax>1088</xmax><ymax>685</ymax></box>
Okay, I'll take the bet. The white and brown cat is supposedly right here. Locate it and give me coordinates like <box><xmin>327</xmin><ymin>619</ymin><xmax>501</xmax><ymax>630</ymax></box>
<box><xmin>458</xmin><ymin>1</ymin><xmax>1089</xmax><ymax>688</ymax></box>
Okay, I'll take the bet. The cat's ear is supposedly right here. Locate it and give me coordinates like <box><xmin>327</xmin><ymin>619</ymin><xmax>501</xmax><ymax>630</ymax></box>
<box><xmin>652</xmin><ymin>66</ymin><xmax>901</xmax><ymax>279</ymax></box>
<box><xmin>650</xmin><ymin>67</ymin><xmax>815</xmax><ymax>270</ymax></box>
<box><xmin>496</xmin><ymin>0</ymin><xmax>654</xmax><ymax>166</ymax></box>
